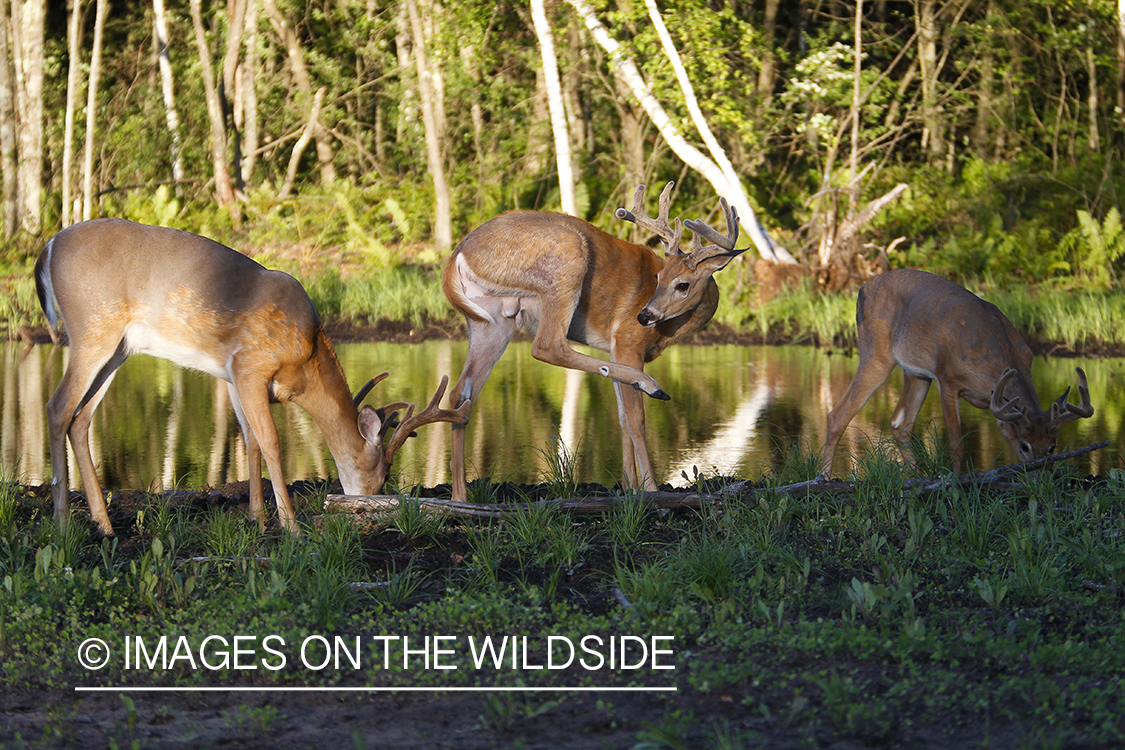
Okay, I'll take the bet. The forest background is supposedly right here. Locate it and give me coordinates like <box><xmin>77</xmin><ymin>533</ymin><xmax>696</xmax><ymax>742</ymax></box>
<box><xmin>2</xmin><ymin>0</ymin><xmax>1125</xmax><ymax>351</ymax></box>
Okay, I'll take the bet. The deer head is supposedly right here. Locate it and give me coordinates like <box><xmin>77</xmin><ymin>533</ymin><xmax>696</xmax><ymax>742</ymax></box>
<box><xmin>355</xmin><ymin>373</ymin><xmax>471</xmax><ymax>491</ymax></box>
<box><xmin>618</xmin><ymin>182</ymin><xmax>745</xmax><ymax>328</ymax></box>
<box><xmin>990</xmin><ymin>366</ymin><xmax>1094</xmax><ymax>462</ymax></box>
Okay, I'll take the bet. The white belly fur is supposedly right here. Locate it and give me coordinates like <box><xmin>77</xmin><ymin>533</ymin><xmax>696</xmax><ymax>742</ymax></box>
<box><xmin>124</xmin><ymin>322</ymin><xmax>228</xmax><ymax>380</ymax></box>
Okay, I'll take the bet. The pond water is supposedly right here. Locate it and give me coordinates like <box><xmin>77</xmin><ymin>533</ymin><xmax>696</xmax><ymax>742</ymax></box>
<box><xmin>2</xmin><ymin>340</ymin><xmax>1121</xmax><ymax>494</ymax></box>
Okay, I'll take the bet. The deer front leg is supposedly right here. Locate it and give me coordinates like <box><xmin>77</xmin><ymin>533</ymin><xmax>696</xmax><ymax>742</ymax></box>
<box><xmin>610</xmin><ymin>343</ymin><xmax>658</xmax><ymax>491</ymax></box>
<box><xmin>937</xmin><ymin>384</ymin><xmax>966</xmax><ymax>475</ymax></box>
<box><xmin>531</xmin><ymin>289</ymin><xmax>669</xmax><ymax>400</ymax></box>
<box><xmin>890</xmin><ymin>374</ymin><xmax>933</xmax><ymax>467</ymax></box>
<box><xmin>227</xmin><ymin>379</ymin><xmax>299</xmax><ymax>534</ymax></box>
<box><xmin>612</xmin><ymin>379</ymin><xmax>657</xmax><ymax>491</ymax></box>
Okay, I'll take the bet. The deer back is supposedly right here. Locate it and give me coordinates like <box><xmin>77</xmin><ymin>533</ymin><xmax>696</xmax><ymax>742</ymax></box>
<box><xmin>444</xmin><ymin>211</ymin><xmax>667</xmax><ymax>351</ymax></box>
<box><xmin>864</xmin><ymin>269</ymin><xmax>1035</xmax><ymax>405</ymax></box>
<box><xmin>862</xmin><ymin>268</ymin><xmax>1091</xmax><ymax>461</ymax></box>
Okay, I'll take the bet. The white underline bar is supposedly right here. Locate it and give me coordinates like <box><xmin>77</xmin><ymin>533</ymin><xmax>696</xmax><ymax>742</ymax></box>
<box><xmin>75</xmin><ymin>686</ymin><xmax>677</xmax><ymax>693</ymax></box>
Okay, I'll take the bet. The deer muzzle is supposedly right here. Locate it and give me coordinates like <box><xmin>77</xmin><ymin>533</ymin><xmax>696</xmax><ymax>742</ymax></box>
<box><xmin>637</xmin><ymin>307</ymin><xmax>659</xmax><ymax>328</ymax></box>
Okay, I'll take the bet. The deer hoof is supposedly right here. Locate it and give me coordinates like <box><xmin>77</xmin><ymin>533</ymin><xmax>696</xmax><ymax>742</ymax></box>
<box><xmin>650</xmin><ymin>388</ymin><xmax>671</xmax><ymax>401</ymax></box>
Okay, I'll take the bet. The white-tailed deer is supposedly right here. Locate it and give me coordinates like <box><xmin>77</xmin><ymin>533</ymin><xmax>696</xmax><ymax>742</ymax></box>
<box><xmin>442</xmin><ymin>182</ymin><xmax>744</xmax><ymax>502</ymax></box>
<box><xmin>36</xmin><ymin>218</ymin><xmax>469</xmax><ymax>535</ymax></box>
<box><xmin>819</xmin><ymin>269</ymin><xmax>1093</xmax><ymax>477</ymax></box>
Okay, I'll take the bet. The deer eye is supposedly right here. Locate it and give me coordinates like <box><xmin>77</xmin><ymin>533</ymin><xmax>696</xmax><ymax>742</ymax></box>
<box><xmin>675</xmin><ymin>281</ymin><xmax>690</xmax><ymax>293</ymax></box>
<box><xmin>1020</xmin><ymin>441</ymin><xmax>1032</xmax><ymax>455</ymax></box>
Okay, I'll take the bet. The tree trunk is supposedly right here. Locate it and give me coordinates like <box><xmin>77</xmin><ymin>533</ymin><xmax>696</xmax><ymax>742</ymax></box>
<box><xmin>241</xmin><ymin>0</ymin><xmax>259</xmax><ymax>184</ymax></box>
<box><xmin>849</xmin><ymin>0</ymin><xmax>862</xmax><ymax>186</ymax></box>
<box><xmin>1086</xmin><ymin>43</ymin><xmax>1100</xmax><ymax>151</ymax></box>
<box><xmin>616</xmin><ymin>76</ymin><xmax>646</xmax><ymax>198</ymax></box>
<box><xmin>153</xmin><ymin>0</ymin><xmax>184</xmax><ymax>185</ymax></box>
<box><xmin>756</xmin><ymin>0</ymin><xmax>779</xmax><ymax>109</ymax></box>
<box><xmin>281</xmin><ymin>86</ymin><xmax>325</xmax><ymax>199</ymax></box>
<box><xmin>0</xmin><ymin>0</ymin><xmax>15</xmax><ymax>237</ymax></box>
<box><xmin>81</xmin><ymin>0</ymin><xmax>108</xmax><ymax>221</ymax></box>
<box><xmin>568</xmin><ymin>0</ymin><xmax>795</xmax><ymax>264</ymax></box>
<box><xmin>263</xmin><ymin>0</ymin><xmax>336</xmax><ymax>185</ymax></box>
<box><xmin>405</xmin><ymin>0</ymin><xmax>452</xmax><ymax>251</ymax></box>
<box><xmin>13</xmin><ymin>0</ymin><xmax>46</xmax><ymax>233</ymax></box>
<box><xmin>972</xmin><ymin>2</ymin><xmax>995</xmax><ymax>157</ymax></box>
<box><xmin>531</xmin><ymin>0</ymin><xmax>577</xmax><ymax>215</ymax></box>
<box><xmin>1118</xmin><ymin>0</ymin><xmax>1125</xmax><ymax>115</ymax></box>
<box><xmin>914</xmin><ymin>0</ymin><xmax>944</xmax><ymax>162</ymax></box>
<box><xmin>61</xmin><ymin>0</ymin><xmax>82</xmax><ymax>226</ymax></box>
<box><xmin>222</xmin><ymin>0</ymin><xmax>247</xmax><ymax>188</ymax></box>
<box><xmin>190</xmin><ymin>0</ymin><xmax>236</xmax><ymax>206</ymax></box>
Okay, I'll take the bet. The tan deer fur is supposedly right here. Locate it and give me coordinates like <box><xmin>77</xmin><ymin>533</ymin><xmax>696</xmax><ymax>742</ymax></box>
<box><xmin>442</xmin><ymin>182</ymin><xmax>744</xmax><ymax>501</ymax></box>
<box><xmin>819</xmin><ymin>269</ymin><xmax>1094</xmax><ymax>477</ymax></box>
<box><xmin>36</xmin><ymin>218</ymin><xmax>467</xmax><ymax>535</ymax></box>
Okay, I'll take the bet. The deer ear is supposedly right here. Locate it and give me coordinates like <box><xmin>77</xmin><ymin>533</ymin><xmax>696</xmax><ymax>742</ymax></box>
<box><xmin>357</xmin><ymin>405</ymin><xmax>383</xmax><ymax>444</ymax></box>
<box><xmin>696</xmin><ymin>249</ymin><xmax>745</xmax><ymax>274</ymax></box>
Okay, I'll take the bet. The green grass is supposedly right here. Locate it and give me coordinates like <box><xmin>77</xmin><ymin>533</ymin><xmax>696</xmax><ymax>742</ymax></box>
<box><xmin>1</xmin><ymin>446</ymin><xmax>1124</xmax><ymax>746</ymax></box>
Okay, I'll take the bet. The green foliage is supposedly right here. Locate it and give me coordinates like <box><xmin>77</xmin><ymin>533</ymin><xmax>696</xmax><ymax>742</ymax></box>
<box><xmin>1057</xmin><ymin>208</ymin><xmax>1125</xmax><ymax>287</ymax></box>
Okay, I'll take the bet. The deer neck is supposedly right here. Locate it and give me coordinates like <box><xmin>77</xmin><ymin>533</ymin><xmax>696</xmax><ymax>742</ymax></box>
<box><xmin>290</xmin><ymin>331</ymin><xmax>378</xmax><ymax>493</ymax></box>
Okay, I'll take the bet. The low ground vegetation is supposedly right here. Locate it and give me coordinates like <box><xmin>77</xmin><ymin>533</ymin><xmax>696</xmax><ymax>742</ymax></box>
<box><xmin>1</xmin><ymin>440</ymin><xmax>1122</xmax><ymax>748</ymax></box>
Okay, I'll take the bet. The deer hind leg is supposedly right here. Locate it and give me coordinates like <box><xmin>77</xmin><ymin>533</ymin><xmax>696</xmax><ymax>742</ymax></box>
<box><xmin>46</xmin><ymin>338</ymin><xmax>129</xmax><ymax>535</ymax></box>
<box><xmin>820</xmin><ymin>354</ymin><xmax>897</xmax><ymax>479</ymax></box>
<box><xmin>890</xmin><ymin>373</ymin><xmax>932</xmax><ymax>467</ymax></box>
<box><xmin>449</xmin><ymin>310</ymin><xmax>518</xmax><ymax>504</ymax></box>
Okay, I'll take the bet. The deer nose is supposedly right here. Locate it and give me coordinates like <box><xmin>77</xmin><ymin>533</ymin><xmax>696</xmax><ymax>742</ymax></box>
<box><xmin>637</xmin><ymin>308</ymin><xmax>657</xmax><ymax>327</ymax></box>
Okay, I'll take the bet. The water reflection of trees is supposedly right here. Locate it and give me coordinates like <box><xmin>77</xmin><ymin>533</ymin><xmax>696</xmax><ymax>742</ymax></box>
<box><xmin>1</xmin><ymin>342</ymin><xmax>1121</xmax><ymax>493</ymax></box>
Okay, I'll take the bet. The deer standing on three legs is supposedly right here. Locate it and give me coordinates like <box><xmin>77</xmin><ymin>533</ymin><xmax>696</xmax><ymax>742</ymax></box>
<box><xmin>442</xmin><ymin>182</ymin><xmax>745</xmax><ymax>502</ymax></box>
<box><xmin>37</xmin><ymin>218</ymin><xmax>470</xmax><ymax>535</ymax></box>
<box><xmin>819</xmin><ymin>268</ymin><xmax>1094</xmax><ymax>478</ymax></box>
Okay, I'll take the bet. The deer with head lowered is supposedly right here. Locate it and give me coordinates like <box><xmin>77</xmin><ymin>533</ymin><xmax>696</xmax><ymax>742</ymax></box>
<box><xmin>819</xmin><ymin>268</ymin><xmax>1093</xmax><ymax>478</ymax></box>
<box><xmin>442</xmin><ymin>182</ymin><xmax>744</xmax><ymax>502</ymax></box>
<box><xmin>36</xmin><ymin>218</ymin><xmax>470</xmax><ymax>535</ymax></box>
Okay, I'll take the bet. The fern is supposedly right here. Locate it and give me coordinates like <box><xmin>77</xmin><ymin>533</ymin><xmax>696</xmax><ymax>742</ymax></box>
<box><xmin>1057</xmin><ymin>208</ymin><xmax>1125</xmax><ymax>287</ymax></box>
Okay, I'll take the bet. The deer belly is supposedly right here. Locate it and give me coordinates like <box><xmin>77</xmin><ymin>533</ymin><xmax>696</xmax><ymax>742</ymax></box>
<box><xmin>124</xmin><ymin>322</ymin><xmax>228</xmax><ymax>380</ymax></box>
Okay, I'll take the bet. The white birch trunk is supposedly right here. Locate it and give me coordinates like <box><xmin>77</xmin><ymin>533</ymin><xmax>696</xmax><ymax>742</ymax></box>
<box><xmin>153</xmin><ymin>0</ymin><xmax>184</xmax><ymax>183</ymax></box>
<box><xmin>570</xmin><ymin>0</ymin><xmax>794</xmax><ymax>264</ymax></box>
<box><xmin>81</xmin><ymin>0</ymin><xmax>108</xmax><ymax>221</ymax></box>
<box><xmin>531</xmin><ymin>0</ymin><xmax>577</xmax><ymax>215</ymax></box>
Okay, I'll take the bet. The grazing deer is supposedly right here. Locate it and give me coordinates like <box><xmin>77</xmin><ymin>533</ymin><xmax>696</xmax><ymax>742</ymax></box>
<box><xmin>442</xmin><ymin>182</ymin><xmax>744</xmax><ymax>502</ymax></box>
<box><xmin>819</xmin><ymin>268</ymin><xmax>1093</xmax><ymax>478</ymax></box>
<box><xmin>36</xmin><ymin>218</ymin><xmax>469</xmax><ymax>535</ymax></box>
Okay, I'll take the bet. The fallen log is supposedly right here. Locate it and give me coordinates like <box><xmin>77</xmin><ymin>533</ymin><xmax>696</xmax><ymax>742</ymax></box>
<box><xmin>325</xmin><ymin>441</ymin><xmax>1108</xmax><ymax>520</ymax></box>
<box><xmin>324</xmin><ymin>490</ymin><xmax>706</xmax><ymax>519</ymax></box>
<box><xmin>721</xmin><ymin>441</ymin><xmax>1110</xmax><ymax>500</ymax></box>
